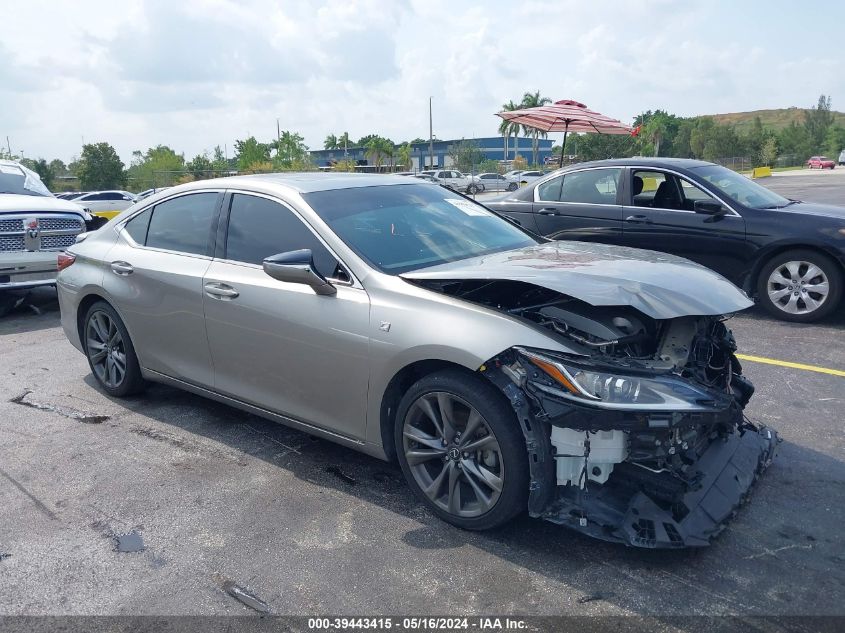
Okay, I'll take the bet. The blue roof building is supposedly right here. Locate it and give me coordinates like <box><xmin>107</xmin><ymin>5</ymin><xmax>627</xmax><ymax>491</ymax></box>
<box><xmin>309</xmin><ymin>136</ymin><xmax>555</xmax><ymax>171</ymax></box>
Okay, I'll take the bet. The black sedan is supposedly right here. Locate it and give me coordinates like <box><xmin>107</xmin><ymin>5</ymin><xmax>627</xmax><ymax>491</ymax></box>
<box><xmin>487</xmin><ymin>158</ymin><xmax>845</xmax><ymax>322</ymax></box>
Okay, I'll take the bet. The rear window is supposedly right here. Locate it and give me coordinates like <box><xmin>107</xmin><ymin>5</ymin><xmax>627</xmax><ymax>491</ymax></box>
<box><xmin>145</xmin><ymin>193</ymin><xmax>219</xmax><ymax>255</ymax></box>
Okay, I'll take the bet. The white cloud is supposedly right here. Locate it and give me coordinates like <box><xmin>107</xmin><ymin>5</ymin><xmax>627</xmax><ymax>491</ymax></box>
<box><xmin>2</xmin><ymin>0</ymin><xmax>844</xmax><ymax>163</ymax></box>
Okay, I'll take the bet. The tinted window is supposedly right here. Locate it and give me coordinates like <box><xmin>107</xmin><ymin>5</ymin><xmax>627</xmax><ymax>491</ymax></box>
<box><xmin>537</xmin><ymin>176</ymin><xmax>563</xmax><ymax>201</ymax></box>
<box><xmin>146</xmin><ymin>193</ymin><xmax>218</xmax><ymax>255</ymax></box>
<box><xmin>303</xmin><ymin>184</ymin><xmax>537</xmax><ymax>275</ymax></box>
<box><xmin>103</xmin><ymin>192</ymin><xmax>122</xmax><ymax>200</ymax></box>
<box><xmin>560</xmin><ymin>169</ymin><xmax>620</xmax><ymax>204</ymax></box>
<box><xmin>225</xmin><ymin>194</ymin><xmax>340</xmax><ymax>279</ymax></box>
<box><xmin>124</xmin><ymin>208</ymin><xmax>152</xmax><ymax>244</ymax></box>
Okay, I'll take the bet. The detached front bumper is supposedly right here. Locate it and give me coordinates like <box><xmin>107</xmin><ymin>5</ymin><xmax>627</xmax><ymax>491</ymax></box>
<box><xmin>541</xmin><ymin>425</ymin><xmax>779</xmax><ymax>548</ymax></box>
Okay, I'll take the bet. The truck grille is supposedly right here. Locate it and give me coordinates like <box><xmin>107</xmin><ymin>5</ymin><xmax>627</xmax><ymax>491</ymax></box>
<box><xmin>0</xmin><ymin>214</ymin><xmax>84</xmax><ymax>252</ymax></box>
<box><xmin>0</xmin><ymin>236</ymin><xmax>25</xmax><ymax>251</ymax></box>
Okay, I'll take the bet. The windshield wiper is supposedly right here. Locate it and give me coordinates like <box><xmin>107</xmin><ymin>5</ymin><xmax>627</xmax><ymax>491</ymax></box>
<box><xmin>762</xmin><ymin>200</ymin><xmax>799</xmax><ymax>209</ymax></box>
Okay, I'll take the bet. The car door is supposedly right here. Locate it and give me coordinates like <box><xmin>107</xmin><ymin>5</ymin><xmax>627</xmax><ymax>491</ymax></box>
<box><xmin>531</xmin><ymin>167</ymin><xmax>625</xmax><ymax>242</ymax></box>
<box><xmin>620</xmin><ymin>169</ymin><xmax>748</xmax><ymax>281</ymax></box>
<box><xmin>202</xmin><ymin>192</ymin><xmax>371</xmax><ymax>439</ymax></box>
<box><xmin>103</xmin><ymin>191</ymin><xmax>222</xmax><ymax>387</ymax></box>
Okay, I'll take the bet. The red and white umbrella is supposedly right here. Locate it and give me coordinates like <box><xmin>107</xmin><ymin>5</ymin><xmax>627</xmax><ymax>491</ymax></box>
<box><xmin>496</xmin><ymin>99</ymin><xmax>633</xmax><ymax>167</ymax></box>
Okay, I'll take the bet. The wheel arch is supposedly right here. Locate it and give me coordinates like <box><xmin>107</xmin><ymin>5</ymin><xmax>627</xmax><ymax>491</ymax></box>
<box><xmin>378</xmin><ymin>359</ymin><xmax>481</xmax><ymax>462</ymax></box>
<box><xmin>746</xmin><ymin>241</ymin><xmax>845</xmax><ymax>297</ymax></box>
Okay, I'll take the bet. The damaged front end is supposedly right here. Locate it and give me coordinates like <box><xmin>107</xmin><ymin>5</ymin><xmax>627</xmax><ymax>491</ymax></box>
<box><xmin>479</xmin><ymin>299</ymin><xmax>779</xmax><ymax>548</ymax></box>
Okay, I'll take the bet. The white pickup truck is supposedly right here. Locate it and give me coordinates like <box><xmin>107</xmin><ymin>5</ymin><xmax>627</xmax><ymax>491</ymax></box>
<box><xmin>1</xmin><ymin>159</ymin><xmax>103</xmax><ymax>291</ymax></box>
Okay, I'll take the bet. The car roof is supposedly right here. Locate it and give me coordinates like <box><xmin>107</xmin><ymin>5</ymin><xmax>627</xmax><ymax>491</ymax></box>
<box><xmin>159</xmin><ymin>172</ymin><xmax>425</xmax><ymax>196</ymax></box>
<box><xmin>564</xmin><ymin>157</ymin><xmax>716</xmax><ymax>170</ymax></box>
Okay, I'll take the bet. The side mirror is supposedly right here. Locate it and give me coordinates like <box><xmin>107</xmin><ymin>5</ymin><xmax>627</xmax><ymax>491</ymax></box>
<box><xmin>694</xmin><ymin>199</ymin><xmax>727</xmax><ymax>216</ymax></box>
<box><xmin>262</xmin><ymin>249</ymin><xmax>336</xmax><ymax>296</ymax></box>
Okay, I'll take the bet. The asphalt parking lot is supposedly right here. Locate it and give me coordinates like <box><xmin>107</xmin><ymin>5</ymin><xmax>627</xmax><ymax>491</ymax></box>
<box><xmin>1</xmin><ymin>170</ymin><xmax>843</xmax><ymax>618</ymax></box>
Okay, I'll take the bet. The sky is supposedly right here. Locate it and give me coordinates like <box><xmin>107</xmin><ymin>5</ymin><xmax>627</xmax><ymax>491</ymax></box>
<box><xmin>2</xmin><ymin>0</ymin><xmax>844</xmax><ymax>164</ymax></box>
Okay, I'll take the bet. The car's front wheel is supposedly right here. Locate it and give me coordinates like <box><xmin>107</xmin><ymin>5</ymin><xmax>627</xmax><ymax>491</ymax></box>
<box><xmin>507</xmin><ymin>182</ymin><xmax>518</xmax><ymax>191</ymax></box>
<box><xmin>395</xmin><ymin>369</ymin><xmax>528</xmax><ymax>530</ymax></box>
<box><xmin>83</xmin><ymin>301</ymin><xmax>146</xmax><ymax>396</ymax></box>
<box><xmin>467</xmin><ymin>184</ymin><xmax>480</xmax><ymax>195</ymax></box>
<box><xmin>757</xmin><ymin>249</ymin><xmax>843</xmax><ymax>322</ymax></box>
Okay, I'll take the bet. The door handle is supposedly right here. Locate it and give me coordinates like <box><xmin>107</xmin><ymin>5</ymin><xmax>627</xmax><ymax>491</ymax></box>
<box><xmin>110</xmin><ymin>261</ymin><xmax>134</xmax><ymax>275</ymax></box>
<box><xmin>538</xmin><ymin>207</ymin><xmax>561</xmax><ymax>216</ymax></box>
<box><xmin>625</xmin><ymin>214</ymin><xmax>653</xmax><ymax>224</ymax></box>
<box><xmin>204</xmin><ymin>282</ymin><xmax>239</xmax><ymax>299</ymax></box>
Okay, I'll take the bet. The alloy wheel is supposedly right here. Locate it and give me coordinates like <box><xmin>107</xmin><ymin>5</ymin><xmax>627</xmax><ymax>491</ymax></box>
<box><xmin>86</xmin><ymin>310</ymin><xmax>127</xmax><ymax>388</ymax></box>
<box><xmin>402</xmin><ymin>391</ymin><xmax>504</xmax><ymax>518</ymax></box>
<box><xmin>766</xmin><ymin>260</ymin><xmax>830</xmax><ymax>315</ymax></box>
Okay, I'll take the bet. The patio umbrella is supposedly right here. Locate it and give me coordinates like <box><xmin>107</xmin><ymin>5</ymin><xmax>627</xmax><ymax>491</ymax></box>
<box><xmin>496</xmin><ymin>100</ymin><xmax>633</xmax><ymax>167</ymax></box>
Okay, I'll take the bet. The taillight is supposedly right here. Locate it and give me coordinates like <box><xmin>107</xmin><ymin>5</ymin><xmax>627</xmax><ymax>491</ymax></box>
<box><xmin>57</xmin><ymin>252</ymin><xmax>76</xmax><ymax>272</ymax></box>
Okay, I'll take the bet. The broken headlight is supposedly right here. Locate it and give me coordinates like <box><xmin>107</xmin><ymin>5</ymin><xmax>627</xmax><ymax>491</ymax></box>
<box><xmin>519</xmin><ymin>349</ymin><xmax>718</xmax><ymax>411</ymax></box>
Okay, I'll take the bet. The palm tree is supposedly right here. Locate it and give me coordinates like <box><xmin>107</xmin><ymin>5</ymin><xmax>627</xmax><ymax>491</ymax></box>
<box><xmin>324</xmin><ymin>134</ymin><xmax>338</xmax><ymax>150</ymax></box>
<box><xmin>498</xmin><ymin>100</ymin><xmax>521</xmax><ymax>162</ymax></box>
<box><xmin>397</xmin><ymin>142</ymin><xmax>412</xmax><ymax>170</ymax></box>
<box><xmin>381</xmin><ymin>138</ymin><xmax>396</xmax><ymax>171</ymax></box>
<box><xmin>338</xmin><ymin>132</ymin><xmax>350</xmax><ymax>157</ymax></box>
<box><xmin>366</xmin><ymin>137</ymin><xmax>384</xmax><ymax>171</ymax></box>
<box><xmin>520</xmin><ymin>91</ymin><xmax>552</xmax><ymax>166</ymax></box>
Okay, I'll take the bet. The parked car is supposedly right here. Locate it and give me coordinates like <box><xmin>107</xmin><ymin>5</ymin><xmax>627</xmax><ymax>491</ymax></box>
<box><xmin>57</xmin><ymin>173</ymin><xmax>777</xmax><ymax>548</ymax></box>
<box><xmin>0</xmin><ymin>159</ymin><xmax>101</xmax><ymax>291</ymax></box>
<box><xmin>503</xmin><ymin>170</ymin><xmax>524</xmax><ymax>180</ymax></box>
<box><xmin>838</xmin><ymin>150</ymin><xmax>845</xmax><ymax>166</ymax></box>
<box><xmin>516</xmin><ymin>170</ymin><xmax>545</xmax><ymax>185</ymax></box>
<box><xmin>807</xmin><ymin>156</ymin><xmax>835</xmax><ymax>169</ymax></box>
<box><xmin>137</xmin><ymin>187</ymin><xmax>170</xmax><ymax>201</ymax></box>
<box><xmin>473</xmin><ymin>172</ymin><xmax>518</xmax><ymax>192</ymax></box>
<box><xmin>487</xmin><ymin>158</ymin><xmax>845</xmax><ymax>322</ymax></box>
<box><xmin>55</xmin><ymin>191</ymin><xmax>88</xmax><ymax>200</ymax></box>
<box><xmin>431</xmin><ymin>170</ymin><xmax>476</xmax><ymax>193</ymax></box>
<box><xmin>73</xmin><ymin>190</ymin><xmax>137</xmax><ymax>219</ymax></box>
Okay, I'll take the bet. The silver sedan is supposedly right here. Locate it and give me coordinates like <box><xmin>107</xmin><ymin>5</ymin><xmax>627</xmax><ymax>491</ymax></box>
<box><xmin>56</xmin><ymin>173</ymin><xmax>777</xmax><ymax>547</ymax></box>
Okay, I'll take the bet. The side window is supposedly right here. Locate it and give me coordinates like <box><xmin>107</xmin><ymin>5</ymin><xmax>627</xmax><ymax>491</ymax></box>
<box><xmin>146</xmin><ymin>192</ymin><xmax>218</xmax><ymax>255</ymax></box>
<box><xmin>102</xmin><ymin>192</ymin><xmax>121</xmax><ymax>200</ymax></box>
<box><xmin>123</xmin><ymin>208</ymin><xmax>152</xmax><ymax>245</ymax></box>
<box><xmin>679</xmin><ymin>178</ymin><xmax>718</xmax><ymax>208</ymax></box>
<box><xmin>631</xmin><ymin>170</ymin><xmax>667</xmax><ymax>208</ymax></box>
<box><xmin>537</xmin><ymin>176</ymin><xmax>563</xmax><ymax>201</ymax></box>
<box><xmin>225</xmin><ymin>194</ymin><xmax>344</xmax><ymax>281</ymax></box>
<box><xmin>559</xmin><ymin>169</ymin><xmax>621</xmax><ymax>204</ymax></box>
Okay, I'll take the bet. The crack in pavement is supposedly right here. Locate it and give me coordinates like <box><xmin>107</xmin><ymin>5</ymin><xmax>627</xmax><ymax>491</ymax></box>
<box><xmin>9</xmin><ymin>389</ymin><xmax>110</xmax><ymax>424</ymax></box>
<box><xmin>0</xmin><ymin>466</ymin><xmax>58</xmax><ymax>521</ymax></box>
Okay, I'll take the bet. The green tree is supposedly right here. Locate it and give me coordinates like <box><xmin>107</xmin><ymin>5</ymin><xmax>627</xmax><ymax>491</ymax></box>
<box><xmin>396</xmin><ymin>142</ymin><xmax>412</xmax><ymax>170</ymax></box>
<box><xmin>211</xmin><ymin>145</ymin><xmax>230</xmax><ymax>171</ymax></box>
<box><xmin>338</xmin><ymin>132</ymin><xmax>350</xmax><ymax>153</ymax></box>
<box><xmin>365</xmin><ymin>136</ymin><xmax>387</xmax><ymax>170</ymax></box>
<box><xmin>498</xmin><ymin>100</ymin><xmax>522</xmax><ymax>162</ymax></box>
<box><xmin>575</xmin><ymin>133</ymin><xmax>635</xmax><ymax>161</ymax></box>
<box><xmin>127</xmin><ymin>145</ymin><xmax>186</xmax><ymax>188</ymax></box>
<box><xmin>187</xmin><ymin>153</ymin><xmax>214</xmax><ymax>180</ymax></box>
<box><xmin>28</xmin><ymin>158</ymin><xmax>55</xmax><ymax>189</ymax></box>
<box><xmin>761</xmin><ymin>137</ymin><xmax>779</xmax><ymax>167</ymax></box>
<box><xmin>324</xmin><ymin>134</ymin><xmax>339</xmax><ymax>150</ymax></box>
<box><xmin>824</xmin><ymin>125</ymin><xmax>845</xmax><ymax>158</ymax></box>
<box><xmin>272</xmin><ymin>131</ymin><xmax>308</xmax><ymax>167</ymax></box>
<box><xmin>235</xmin><ymin>137</ymin><xmax>271</xmax><ymax>170</ymax></box>
<box><xmin>804</xmin><ymin>94</ymin><xmax>833</xmax><ymax>152</ymax></box>
<box><xmin>777</xmin><ymin>120</ymin><xmax>811</xmax><ymax>160</ymax></box>
<box><xmin>447</xmin><ymin>140</ymin><xmax>484</xmax><ymax>172</ymax></box>
<box><xmin>48</xmin><ymin>159</ymin><xmax>67</xmax><ymax>177</ymax></box>
<box><xmin>519</xmin><ymin>91</ymin><xmax>551</xmax><ymax>165</ymax></box>
<box><xmin>77</xmin><ymin>142</ymin><xmax>127</xmax><ymax>190</ymax></box>
<box><xmin>357</xmin><ymin>134</ymin><xmax>381</xmax><ymax>148</ymax></box>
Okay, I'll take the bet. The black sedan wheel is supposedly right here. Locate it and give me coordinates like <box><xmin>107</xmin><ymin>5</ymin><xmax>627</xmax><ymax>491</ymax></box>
<box><xmin>395</xmin><ymin>369</ymin><xmax>528</xmax><ymax>530</ymax></box>
<box><xmin>757</xmin><ymin>250</ymin><xmax>843</xmax><ymax>322</ymax></box>
<box><xmin>83</xmin><ymin>301</ymin><xmax>146</xmax><ymax>396</ymax></box>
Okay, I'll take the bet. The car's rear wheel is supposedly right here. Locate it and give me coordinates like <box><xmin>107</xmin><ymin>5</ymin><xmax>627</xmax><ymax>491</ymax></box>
<box><xmin>395</xmin><ymin>369</ymin><xmax>528</xmax><ymax>530</ymax></box>
<box><xmin>83</xmin><ymin>301</ymin><xmax>146</xmax><ymax>396</ymax></box>
<box><xmin>467</xmin><ymin>184</ymin><xmax>480</xmax><ymax>195</ymax></box>
<box><xmin>757</xmin><ymin>249</ymin><xmax>843</xmax><ymax>322</ymax></box>
<box><xmin>507</xmin><ymin>182</ymin><xmax>518</xmax><ymax>191</ymax></box>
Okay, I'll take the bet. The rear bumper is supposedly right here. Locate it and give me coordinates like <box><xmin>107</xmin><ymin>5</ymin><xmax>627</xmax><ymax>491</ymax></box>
<box><xmin>0</xmin><ymin>251</ymin><xmax>59</xmax><ymax>290</ymax></box>
<box><xmin>542</xmin><ymin>425</ymin><xmax>779</xmax><ymax>548</ymax></box>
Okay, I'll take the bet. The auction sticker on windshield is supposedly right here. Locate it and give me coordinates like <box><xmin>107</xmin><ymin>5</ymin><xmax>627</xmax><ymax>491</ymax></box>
<box><xmin>444</xmin><ymin>198</ymin><xmax>489</xmax><ymax>216</ymax></box>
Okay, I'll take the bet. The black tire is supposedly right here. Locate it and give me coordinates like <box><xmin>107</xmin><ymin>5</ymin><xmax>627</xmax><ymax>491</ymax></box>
<box><xmin>394</xmin><ymin>369</ymin><xmax>528</xmax><ymax>530</ymax></box>
<box><xmin>756</xmin><ymin>249</ymin><xmax>843</xmax><ymax>323</ymax></box>
<box><xmin>467</xmin><ymin>184</ymin><xmax>479</xmax><ymax>195</ymax></box>
<box><xmin>507</xmin><ymin>182</ymin><xmax>518</xmax><ymax>191</ymax></box>
<box><xmin>82</xmin><ymin>301</ymin><xmax>146</xmax><ymax>396</ymax></box>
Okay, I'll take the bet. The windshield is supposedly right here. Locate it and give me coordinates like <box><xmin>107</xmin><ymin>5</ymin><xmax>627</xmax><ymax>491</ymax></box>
<box><xmin>691</xmin><ymin>164</ymin><xmax>789</xmax><ymax>209</ymax></box>
<box><xmin>304</xmin><ymin>184</ymin><xmax>538</xmax><ymax>274</ymax></box>
<box><xmin>0</xmin><ymin>163</ymin><xmax>53</xmax><ymax>197</ymax></box>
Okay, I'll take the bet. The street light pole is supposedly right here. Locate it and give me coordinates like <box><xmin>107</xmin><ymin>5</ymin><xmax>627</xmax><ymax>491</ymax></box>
<box><xmin>429</xmin><ymin>97</ymin><xmax>434</xmax><ymax>169</ymax></box>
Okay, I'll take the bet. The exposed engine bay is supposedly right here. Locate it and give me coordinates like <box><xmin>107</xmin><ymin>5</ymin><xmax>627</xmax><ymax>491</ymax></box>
<box><xmin>415</xmin><ymin>278</ymin><xmax>779</xmax><ymax>548</ymax></box>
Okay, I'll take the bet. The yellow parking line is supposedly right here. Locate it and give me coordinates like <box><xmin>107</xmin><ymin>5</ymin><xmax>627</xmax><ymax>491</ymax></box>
<box><xmin>736</xmin><ymin>354</ymin><xmax>845</xmax><ymax>377</ymax></box>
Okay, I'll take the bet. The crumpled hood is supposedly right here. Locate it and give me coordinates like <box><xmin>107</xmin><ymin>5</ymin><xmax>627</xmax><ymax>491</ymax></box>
<box><xmin>0</xmin><ymin>193</ymin><xmax>87</xmax><ymax>216</ymax></box>
<box><xmin>401</xmin><ymin>241</ymin><xmax>753</xmax><ymax>320</ymax></box>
